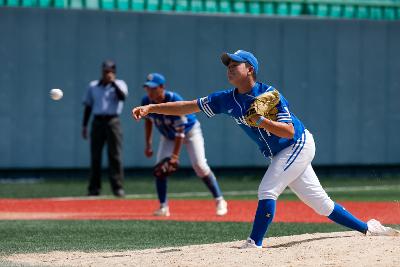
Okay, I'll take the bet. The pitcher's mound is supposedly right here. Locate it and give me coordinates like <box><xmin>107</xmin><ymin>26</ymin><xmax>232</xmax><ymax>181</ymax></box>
<box><xmin>4</xmin><ymin>231</ymin><xmax>400</xmax><ymax>267</ymax></box>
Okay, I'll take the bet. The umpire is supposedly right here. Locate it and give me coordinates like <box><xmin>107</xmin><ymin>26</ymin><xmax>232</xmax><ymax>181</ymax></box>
<box><xmin>82</xmin><ymin>60</ymin><xmax>128</xmax><ymax>197</ymax></box>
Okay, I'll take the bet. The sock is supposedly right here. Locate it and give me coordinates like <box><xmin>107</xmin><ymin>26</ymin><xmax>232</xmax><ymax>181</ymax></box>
<box><xmin>155</xmin><ymin>177</ymin><xmax>168</xmax><ymax>205</ymax></box>
<box><xmin>250</xmin><ymin>199</ymin><xmax>276</xmax><ymax>246</ymax></box>
<box><xmin>201</xmin><ymin>172</ymin><xmax>222</xmax><ymax>198</ymax></box>
<box><xmin>328</xmin><ymin>202</ymin><xmax>368</xmax><ymax>233</ymax></box>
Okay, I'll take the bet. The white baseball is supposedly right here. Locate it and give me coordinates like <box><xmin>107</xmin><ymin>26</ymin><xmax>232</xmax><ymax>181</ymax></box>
<box><xmin>50</xmin><ymin>89</ymin><xmax>63</xmax><ymax>100</ymax></box>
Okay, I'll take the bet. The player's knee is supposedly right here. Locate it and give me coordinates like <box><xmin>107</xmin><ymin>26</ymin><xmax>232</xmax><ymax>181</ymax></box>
<box><xmin>257</xmin><ymin>183</ymin><xmax>281</xmax><ymax>200</ymax></box>
<box><xmin>258</xmin><ymin>190</ymin><xmax>278</xmax><ymax>201</ymax></box>
<box><xmin>193</xmin><ymin>163</ymin><xmax>210</xmax><ymax>177</ymax></box>
<box><xmin>312</xmin><ymin>199</ymin><xmax>335</xmax><ymax>216</ymax></box>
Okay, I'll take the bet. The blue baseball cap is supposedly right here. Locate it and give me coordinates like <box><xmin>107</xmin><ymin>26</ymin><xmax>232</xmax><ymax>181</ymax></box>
<box><xmin>143</xmin><ymin>73</ymin><xmax>165</xmax><ymax>88</ymax></box>
<box><xmin>221</xmin><ymin>50</ymin><xmax>259</xmax><ymax>74</ymax></box>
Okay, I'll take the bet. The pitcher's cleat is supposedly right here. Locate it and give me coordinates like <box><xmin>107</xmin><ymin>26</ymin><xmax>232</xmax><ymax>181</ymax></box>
<box><xmin>366</xmin><ymin>219</ymin><xmax>400</xmax><ymax>236</ymax></box>
<box><xmin>153</xmin><ymin>206</ymin><xmax>170</xmax><ymax>217</ymax></box>
<box><xmin>216</xmin><ymin>199</ymin><xmax>228</xmax><ymax>216</ymax></box>
<box><xmin>239</xmin><ymin>238</ymin><xmax>262</xmax><ymax>249</ymax></box>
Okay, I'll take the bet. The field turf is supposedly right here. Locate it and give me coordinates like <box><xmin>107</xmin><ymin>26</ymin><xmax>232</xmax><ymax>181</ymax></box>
<box><xmin>0</xmin><ymin>174</ymin><xmax>398</xmax><ymax>255</ymax></box>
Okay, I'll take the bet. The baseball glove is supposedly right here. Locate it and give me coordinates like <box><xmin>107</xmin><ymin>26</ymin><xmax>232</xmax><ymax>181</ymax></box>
<box><xmin>244</xmin><ymin>89</ymin><xmax>280</xmax><ymax>127</ymax></box>
<box><xmin>153</xmin><ymin>157</ymin><xmax>179</xmax><ymax>178</ymax></box>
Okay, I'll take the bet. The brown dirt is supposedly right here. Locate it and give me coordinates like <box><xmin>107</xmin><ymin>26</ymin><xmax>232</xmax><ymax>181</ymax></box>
<box><xmin>3</xmin><ymin>231</ymin><xmax>400</xmax><ymax>267</ymax></box>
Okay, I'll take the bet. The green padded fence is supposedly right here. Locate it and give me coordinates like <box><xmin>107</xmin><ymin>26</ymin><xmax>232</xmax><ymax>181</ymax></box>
<box><xmin>2</xmin><ymin>0</ymin><xmax>400</xmax><ymax>20</ymax></box>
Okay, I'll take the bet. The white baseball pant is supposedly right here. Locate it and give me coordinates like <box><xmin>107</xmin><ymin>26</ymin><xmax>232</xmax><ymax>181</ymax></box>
<box><xmin>258</xmin><ymin>130</ymin><xmax>335</xmax><ymax>216</ymax></box>
<box><xmin>156</xmin><ymin>122</ymin><xmax>211</xmax><ymax>177</ymax></box>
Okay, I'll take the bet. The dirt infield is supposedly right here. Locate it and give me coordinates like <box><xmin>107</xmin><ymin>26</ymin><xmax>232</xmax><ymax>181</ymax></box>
<box><xmin>3</xmin><ymin>231</ymin><xmax>400</xmax><ymax>267</ymax></box>
<box><xmin>0</xmin><ymin>198</ymin><xmax>399</xmax><ymax>223</ymax></box>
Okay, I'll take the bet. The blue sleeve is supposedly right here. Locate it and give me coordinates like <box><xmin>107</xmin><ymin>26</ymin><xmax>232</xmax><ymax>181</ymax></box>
<box><xmin>169</xmin><ymin>93</ymin><xmax>190</xmax><ymax>130</ymax></box>
<box><xmin>276</xmin><ymin>94</ymin><xmax>293</xmax><ymax>123</ymax></box>
<box><xmin>141</xmin><ymin>96</ymin><xmax>150</xmax><ymax>106</ymax></box>
<box><xmin>196</xmin><ymin>90</ymin><xmax>230</xmax><ymax>118</ymax></box>
<box><xmin>170</xmin><ymin>92</ymin><xmax>184</xmax><ymax>101</ymax></box>
<box><xmin>82</xmin><ymin>85</ymin><xmax>93</xmax><ymax>107</ymax></box>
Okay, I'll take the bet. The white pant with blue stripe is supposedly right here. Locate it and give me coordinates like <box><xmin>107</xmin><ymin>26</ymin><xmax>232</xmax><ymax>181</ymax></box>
<box><xmin>156</xmin><ymin>122</ymin><xmax>211</xmax><ymax>178</ymax></box>
<box><xmin>258</xmin><ymin>130</ymin><xmax>335</xmax><ymax>216</ymax></box>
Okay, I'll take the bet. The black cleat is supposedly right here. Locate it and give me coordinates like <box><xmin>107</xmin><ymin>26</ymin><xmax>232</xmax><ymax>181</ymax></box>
<box><xmin>113</xmin><ymin>188</ymin><xmax>125</xmax><ymax>197</ymax></box>
<box><xmin>88</xmin><ymin>191</ymin><xmax>100</xmax><ymax>196</ymax></box>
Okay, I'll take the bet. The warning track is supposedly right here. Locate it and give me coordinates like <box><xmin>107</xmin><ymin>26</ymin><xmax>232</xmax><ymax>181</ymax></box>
<box><xmin>0</xmin><ymin>199</ymin><xmax>399</xmax><ymax>223</ymax></box>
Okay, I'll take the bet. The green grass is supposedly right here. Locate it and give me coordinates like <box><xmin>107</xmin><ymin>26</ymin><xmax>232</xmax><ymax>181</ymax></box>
<box><xmin>0</xmin><ymin>175</ymin><xmax>399</xmax><ymax>201</ymax></box>
<box><xmin>0</xmin><ymin>220</ymin><xmax>347</xmax><ymax>255</ymax></box>
<box><xmin>0</xmin><ymin>175</ymin><xmax>399</xmax><ymax>256</ymax></box>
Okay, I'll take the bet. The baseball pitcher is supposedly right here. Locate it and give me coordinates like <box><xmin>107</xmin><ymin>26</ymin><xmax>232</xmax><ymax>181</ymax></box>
<box><xmin>132</xmin><ymin>51</ymin><xmax>399</xmax><ymax>248</ymax></box>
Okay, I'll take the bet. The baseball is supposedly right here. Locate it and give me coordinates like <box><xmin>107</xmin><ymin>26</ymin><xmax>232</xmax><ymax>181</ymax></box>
<box><xmin>50</xmin><ymin>88</ymin><xmax>63</xmax><ymax>100</ymax></box>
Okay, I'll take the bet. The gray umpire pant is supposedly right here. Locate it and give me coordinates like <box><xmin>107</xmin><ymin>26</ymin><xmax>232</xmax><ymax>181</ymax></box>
<box><xmin>88</xmin><ymin>116</ymin><xmax>124</xmax><ymax>194</ymax></box>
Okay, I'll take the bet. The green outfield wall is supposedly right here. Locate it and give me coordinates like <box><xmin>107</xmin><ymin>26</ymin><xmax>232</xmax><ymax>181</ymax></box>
<box><xmin>1</xmin><ymin>7</ymin><xmax>399</xmax><ymax>168</ymax></box>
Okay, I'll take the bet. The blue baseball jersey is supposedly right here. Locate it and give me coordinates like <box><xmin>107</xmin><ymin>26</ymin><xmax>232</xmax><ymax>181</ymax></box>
<box><xmin>142</xmin><ymin>90</ymin><xmax>197</xmax><ymax>140</ymax></box>
<box><xmin>197</xmin><ymin>82</ymin><xmax>305</xmax><ymax>158</ymax></box>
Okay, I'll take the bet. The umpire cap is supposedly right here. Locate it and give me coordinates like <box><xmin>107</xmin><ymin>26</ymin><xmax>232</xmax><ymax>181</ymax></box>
<box><xmin>102</xmin><ymin>60</ymin><xmax>116</xmax><ymax>73</ymax></box>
